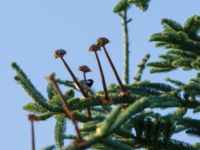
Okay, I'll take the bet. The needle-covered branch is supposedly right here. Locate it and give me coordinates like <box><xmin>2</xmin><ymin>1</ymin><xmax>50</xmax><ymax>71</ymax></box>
<box><xmin>11</xmin><ymin>13</ymin><xmax>200</xmax><ymax>149</ymax></box>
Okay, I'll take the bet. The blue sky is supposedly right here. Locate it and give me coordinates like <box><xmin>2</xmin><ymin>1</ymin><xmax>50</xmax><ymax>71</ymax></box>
<box><xmin>1</xmin><ymin>0</ymin><xmax>200</xmax><ymax>149</ymax></box>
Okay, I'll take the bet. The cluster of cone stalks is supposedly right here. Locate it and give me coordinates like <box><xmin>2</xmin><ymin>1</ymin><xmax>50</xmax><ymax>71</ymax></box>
<box><xmin>12</xmin><ymin>35</ymin><xmax>200</xmax><ymax>150</ymax></box>
<box><xmin>17</xmin><ymin>37</ymin><xmax>131</xmax><ymax>150</ymax></box>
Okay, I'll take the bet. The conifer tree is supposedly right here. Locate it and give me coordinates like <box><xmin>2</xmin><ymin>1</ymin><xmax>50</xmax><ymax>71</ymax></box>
<box><xmin>12</xmin><ymin>1</ymin><xmax>200</xmax><ymax>150</ymax></box>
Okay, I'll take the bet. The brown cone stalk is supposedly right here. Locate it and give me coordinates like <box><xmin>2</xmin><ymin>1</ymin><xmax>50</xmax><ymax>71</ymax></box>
<box><xmin>46</xmin><ymin>73</ymin><xmax>82</xmax><ymax>141</ymax></box>
<box><xmin>79</xmin><ymin>65</ymin><xmax>92</xmax><ymax>117</ymax></box>
<box><xmin>79</xmin><ymin>65</ymin><xmax>91</xmax><ymax>81</ymax></box>
<box><xmin>53</xmin><ymin>49</ymin><xmax>88</xmax><ymax>98</ymax></box>
<box><xmin>89</xmin><ymin>44</ymin><xmax>111</xmax><ymax>103</ymax></box>
<box><xmin>28</xmin><ymin>114</ymin><xmax>39</xmax><ymax>150</ymax></box>
<box><xmin>96</xmin><ymin>37</ymin><xmax>127</xmax><ymax>96</ymax></box>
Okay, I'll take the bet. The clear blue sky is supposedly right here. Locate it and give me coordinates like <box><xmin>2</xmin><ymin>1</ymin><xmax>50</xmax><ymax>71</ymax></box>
<box><xmin>1</xmin><ymin>0</ymin><xmax>200</xmax><ymax>149</ymax></box>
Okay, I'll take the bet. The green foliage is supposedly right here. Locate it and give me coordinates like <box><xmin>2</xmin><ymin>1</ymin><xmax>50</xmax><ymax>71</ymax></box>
<box><xmin>12</xmin><ymin>62</ymin><xmax>62</xmax><ymax>113</ymax></box>
<box><xmin>162</xmin><ymin>18</ymin><xmax>184</xmax><ymax>32</ymax></box>
<box><xmin>55</xmin><ymin>114</ymin><xmax>66</xmax><ymax>150</ymax></box>
<box><xmin>56</xmin><ymin>79</ymin><xmax>76</xmax><ymax>90</ymax></box>
<box><xmin>23</xmin><ymin>102</ymin><xmax>48</xmax><ymax>113</ymax></box>
<box><xmin>40</xmin><ymin>145</ymin><xmax>56</xmax><ymax>150</ymax></box>
<box><xmin>47</xmin><ymin>83</ymin><xmax>55</xmax><ymax>99</ymax></box>
<box><xmin>113</xmin><ymin>0</ymin><xmax>129</xmax><ymax>13</ymax></box>
<box><xmin>184</xmin><ymin>15</ymin><xmax>200</xmax><ymax>40</ymax></box>
<box><xmin>14</xmin><ymin>60</ymin><xmax>198</xmax><ymax>149</ymax></box>
<box><xmin>37</xmin><ymin>112</ymin><xmax>54</xmax><ymax>120</ymax></box>
<box><xmin>193</xmin><ymin>142</ymin><xmax>200</xmax><ymax>148</ymax></box>
<box><xmin>96</xmin><ymin>105</ymin><xmax>123</xmax><ymax>137</ymax></box>
<box><xmin>101</xmin><ymin>138</ymin><xmax>133</xmax><ymax>150</ymax></box>
<box><xmin>186</xmin><ymin>129</ymin><xmax>200</xmax><ymax>138</ymax></box>
<box><xmin>113</xmin><ymin>0</ymin><xmax>151</xmax><ymax>13</ymax></box>
<box><xmin>148</xmin><ymin>15</ymin><xmax>200</xmax><ymax>73</ymax></box>
<box><xmin>165</xmin><ymin>78</ymin><xmax>185</xmax><ymax>87</ymax></box>
<box><xmin>11</xmin><ymin>4</ymin><xmax>200</xmax><ymax>150</ymax></box>
<box><xmin>131</xmin><ymin>0</ymin><xmax>151</xmax><ymax>11</ymax></box>
<box><xmin>133</xmin><ymin>54</ymin><xmax>150</xmax><ymax>82</ymax></box>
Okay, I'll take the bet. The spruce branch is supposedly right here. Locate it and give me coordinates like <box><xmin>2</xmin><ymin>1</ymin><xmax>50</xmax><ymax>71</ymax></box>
<box><xmin>56</xmin><ymin>79</ymin><xmax>76</xmax><ymax>89</ymax></box>
<box><xmin>149</xmin><ymin>15</ymin><xmax>200</xmax><ymax>73</ymax></box>
<box><xmin>101</xmin><ymin>138</ymin><xmax>134</xmax><ymax>150</ymax></box>
<box><xmin>113</xmin><ymin>0</ymin><xmax>151</xmax><ymax>13</ymax></box>
<box><xmin>121</xmin><ymin>10</ymin><xmax>130</xmax><ymax>84</ymax></box>
<box><xmin>54</xmin><ymin>114</ymin><xmax>66</xmax><ymax>150</ymax></box>
<box><xmin>133</xmin><ymin>137</ymin><xmax>197</xmax><ymax>150</ymax></box>
<box><xmin>64</xmin><ymin>135</ymin><xmax>77</xmax><ymax>140</ymax></box>
<box><xmin>113</xmin><ymin>0</ymin><xmax>129</xmax><ymax>13</ymax></box>
<box><xmin>108</xmin><ymin>96</ymin><xmax>179</xmax><ymax>134</ymax></box>
<box><xmin>186</xmin><ymin>129</ymin><xmax>200</xmax><ymax>138</ymax></box>
<box><xmin>30</xmin><ymin>112</ymin><xmax>54</xmax><ymax>121</ymax></box>
<box><xmin>193</xmin><ymin>143</ymin><xmax>200</xmax><ymax>149</ymax></box>
<box><xmin>133</xmin><ymin>54</ymin><xmax>150</xmax><ymax>83</ymax></box>
<box><xmin>12</xmin><ymin>12</ymin><xmax>200</xmax><ymax>149</ymax></box>
<box><xmin>114</xmin><ymin>0</ymin><xmax>151</xmax><ymax>84</ymax></box>
<box><xmin>41</xmin><ymin>145</ymin><xmax>55</xmax><ymax>150</ymax></box>
<box><xmin>173</xmin><ymin>107</ymin><xmax>187</xmax><ymax>117</ymax></box>
<box><xmin>80</xmin><ymin>120</ymin><xmax>99</xmax><ymax>132</ymax></box>
<box><xmin>176</xmin><ymin>117</ymin><xmax>200</xmax><ymax>130</ymax></box>
<box><xmin>165</xmin><ymin>78</ymin><xmax>185</xmax><ymax>88</ymax></box>
<box><xmin>23</xmin><ymin>102</ymin><xmax>48</xmax><ymax>113</ymax></box>
<box><xmin>13</xmin><ymin>74</ymin><xmax>61</xmax><ymax>112</ymax></box>
<box><xmin>11</xmin><ymin>63</ymin><xmax>53</xmax><ymax>112</ymax></box>
<box><xmin>184</xmin><ymin>15</ymin><xmax>200</xmax><ymax>40</ymax></box>
<box><xmin>96</xmin><ymin>105</ymin><xmax>123</xmax><ymax>137</ymax></box>
<box><xmin>162</xmin><ymin>18</ymin><xmax>184</xmax><ymax>32</ymax></box>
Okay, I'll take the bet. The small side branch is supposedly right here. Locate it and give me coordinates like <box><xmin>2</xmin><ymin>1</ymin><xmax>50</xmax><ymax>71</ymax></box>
<box><xmin>121</xmin><ymin>10</ymin><xmax>130</xmax><ymax>84</ymax></box>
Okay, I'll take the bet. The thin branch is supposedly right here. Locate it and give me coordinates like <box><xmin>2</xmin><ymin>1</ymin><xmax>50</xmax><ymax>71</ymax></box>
<box><xmin>121</xmin><ymin>10</ymin><xmax>130</xmax><ymax>84</ymax></box>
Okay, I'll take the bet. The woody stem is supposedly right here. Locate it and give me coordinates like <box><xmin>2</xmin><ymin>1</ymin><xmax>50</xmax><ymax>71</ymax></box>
<box><xmin>102</xmin><ymin>46</ymin><xmax>126</xmax><ymax>93</ymax></box>
<box><xmin>31</xmin><ymin>120</ymin><xmax>35</xmax><ymax>150</ymax></box>
<box><xmin>121</xmin><ymin>10</ymin><xmax>130</xmax><ymax>84</ymax></box>
<box><xmin>83</xmin><ymin>72</ymin><xmax>92</xmax><ymax>117</ymax></box>
<box><xmin>49</xmin><ymin>77</ymin><xmax>82</xmax><ymax>141</ymax></box>
<box><xmin>83</xmin><ymin>72</ymin><xmax>86</xmax><ymax>81</ymax></box>
<box><xmin>94</xmin><ymin>51</ymin><xmax>110</xmax><ymax>101</ymax></box>
<box><xmin>60</xmin><ymin>57</ymin><xmax>88</xmax><ymax>97</ymax></box>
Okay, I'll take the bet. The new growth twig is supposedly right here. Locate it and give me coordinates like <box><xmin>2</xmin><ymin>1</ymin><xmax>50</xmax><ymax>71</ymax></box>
<box><xmin>46</xmin><ymin>73</ymin><xmax>82</xmax><ymax>141</ymax></box>
<box><xmin>120</xmin><ymin>10</ymin><xmax>130</xmax><ymax>85</ymax></box>
<box><xmin>89</xmin><ymin>44</ymin><xmax>111</xmax><ymax>104</ymax></box>
<box><xmin>96</xmin><ymin>37</ymin><xmax>127</xmax><ymax>96</ymax></box>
